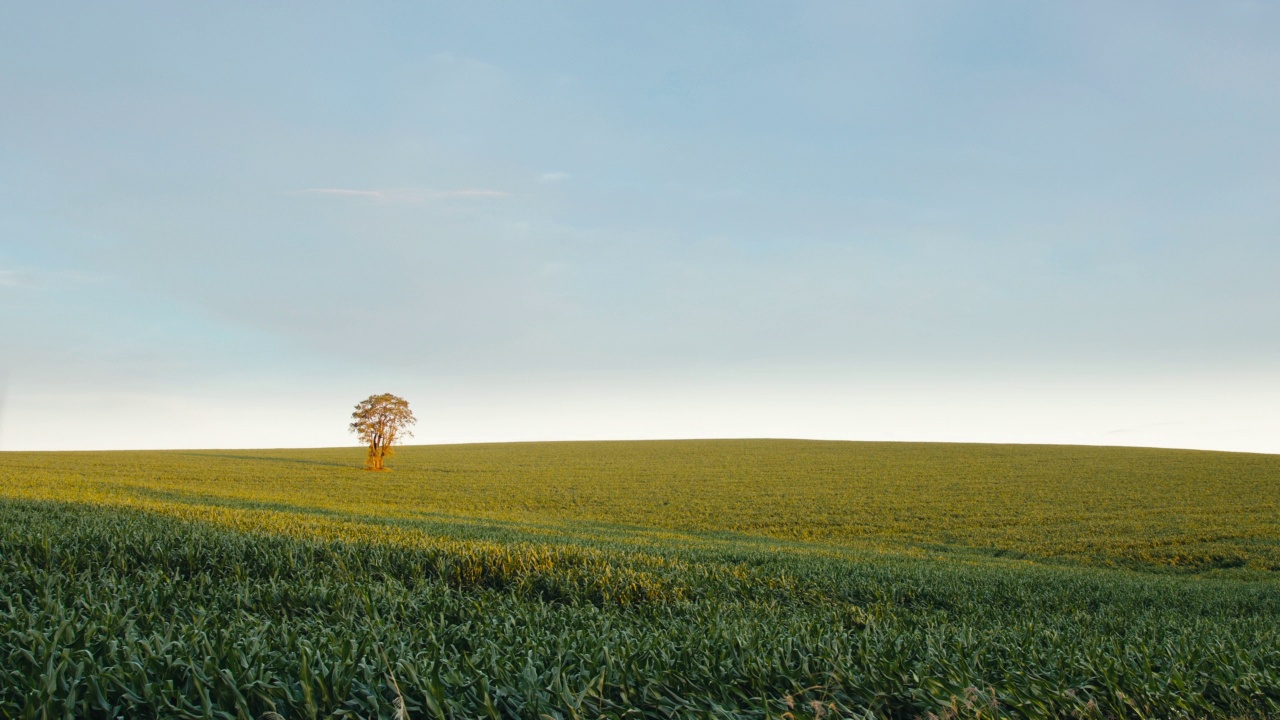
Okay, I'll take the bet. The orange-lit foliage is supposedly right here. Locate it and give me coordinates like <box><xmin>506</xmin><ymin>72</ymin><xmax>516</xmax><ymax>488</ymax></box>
<box><xmin>348</xmin><ymin>393</ymin><xmax>416</xmax><ymax>470</ymax></box>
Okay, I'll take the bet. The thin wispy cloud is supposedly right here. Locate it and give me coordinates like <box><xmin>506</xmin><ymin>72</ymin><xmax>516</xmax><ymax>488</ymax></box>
<box><xmin>539</xmin><ymin>172</ymin><xmax>570</xmax><ymax>183</ymax></box>
<box><xmin>295</xmin><ymin>188</ymin><xmax>511</xmax><ymax>202</ymax></box>
<box><xmin>0</xmin><ymin>270</ymin><xmax>33</xmax><ymax>288</ymax></box>
<box><xmin>0</xmin><ymin>269</ymin><xmax>106</xmax><ymax>289</ymax></box>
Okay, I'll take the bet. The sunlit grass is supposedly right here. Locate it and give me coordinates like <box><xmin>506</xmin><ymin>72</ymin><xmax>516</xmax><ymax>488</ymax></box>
<box><xmin>5</xmin><ymin>439</ymin><xmax>1278</xmax><ymax>572</ymax></box>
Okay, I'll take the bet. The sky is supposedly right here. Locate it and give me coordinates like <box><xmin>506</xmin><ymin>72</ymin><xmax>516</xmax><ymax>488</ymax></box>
<box><xmin>2</xmin><ymin>1</ymin><xmax>1278</xmax><ymax>453</ymax></box>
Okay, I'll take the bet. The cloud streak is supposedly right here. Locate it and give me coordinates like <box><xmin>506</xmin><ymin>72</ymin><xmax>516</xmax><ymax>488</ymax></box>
<box><xmin>0</xmin><ymin>269</ymin><xmax>106</xmax><ymax>289</ymax></box>
<box><xmin>295</xmin><ymin>188</ymin><xmax>511</xmax><ymax>202</ymax></box>
<box><xmin>0</xmin><ymin>270</ymin><xmax>34</xmax><ymax>288</ymax></box>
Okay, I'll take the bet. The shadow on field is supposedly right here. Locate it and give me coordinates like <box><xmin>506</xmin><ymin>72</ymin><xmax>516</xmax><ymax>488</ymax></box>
<box><xmin>101</xmin><ymin>483</ymin><xmax>905</xmax><ymax>561</ymax></box>
<box><xmin>174</xmin><ymin>452</ymin><xmax>355</xmax><ymax>469</ymax></box>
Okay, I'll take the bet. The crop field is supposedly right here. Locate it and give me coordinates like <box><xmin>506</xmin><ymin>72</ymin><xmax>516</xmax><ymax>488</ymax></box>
<box><xmin>2</xmin><ymin>439</ymin><xmax>1279</xmax><ymax>718</ymax></box>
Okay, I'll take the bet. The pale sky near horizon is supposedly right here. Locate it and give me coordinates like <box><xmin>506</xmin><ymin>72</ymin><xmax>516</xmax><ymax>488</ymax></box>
<box><xmin>2</xmin><ymin>2</ymin><xmax>1278</xmax><ymax>453</ymax></box>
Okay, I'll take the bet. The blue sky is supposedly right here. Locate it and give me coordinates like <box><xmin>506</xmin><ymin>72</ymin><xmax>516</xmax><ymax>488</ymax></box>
<box><xmin>2</xmin><ymin>2</ymin><xmax>1278</xmax><ymax>451</ymax></box>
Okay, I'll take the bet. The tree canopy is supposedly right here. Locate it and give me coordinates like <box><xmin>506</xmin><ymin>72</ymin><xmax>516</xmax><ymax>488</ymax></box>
<box><xmin>349</xmin><ymin>393</ymin><xmax>416</xmax><ymax>471</ymax></box>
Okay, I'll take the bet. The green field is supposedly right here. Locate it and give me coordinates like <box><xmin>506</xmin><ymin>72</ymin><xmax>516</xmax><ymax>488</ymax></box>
<box><xmin>3</xmin><ymin>440</ymin><xmax>1279</xmax><ymax>718</ymax></box>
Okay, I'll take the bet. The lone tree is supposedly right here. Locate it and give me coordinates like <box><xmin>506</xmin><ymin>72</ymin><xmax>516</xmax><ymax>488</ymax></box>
<box><xmin>349</xmin><ymin>393</ymin><xmax>416</xmax><ymax>471</ymax></box>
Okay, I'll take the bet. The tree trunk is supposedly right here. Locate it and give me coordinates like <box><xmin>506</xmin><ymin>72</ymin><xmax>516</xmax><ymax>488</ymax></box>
<box><xmin>366</xmin><ymin>445</ymin><xmax>385</xmax><ymax>471</ymax></box>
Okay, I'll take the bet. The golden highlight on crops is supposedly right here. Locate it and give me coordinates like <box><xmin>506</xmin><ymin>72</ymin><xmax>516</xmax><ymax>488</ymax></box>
<box><xmin>3</xmin><ymin>439</ymin><xmax>1279</xmax><ymax>718</ymax></box>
